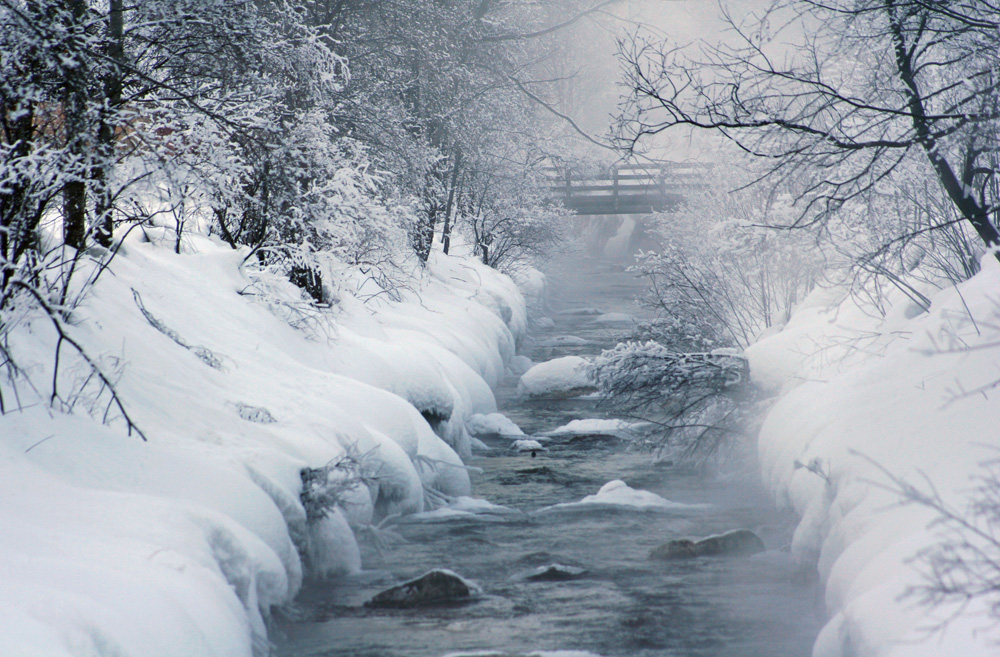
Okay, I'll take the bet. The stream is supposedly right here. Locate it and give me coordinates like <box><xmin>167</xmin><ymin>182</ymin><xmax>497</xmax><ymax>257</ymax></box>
<box><xmin>274</xmin><ymin>259</ymin><xmax>823</xmax><ymax>657</ymax></box>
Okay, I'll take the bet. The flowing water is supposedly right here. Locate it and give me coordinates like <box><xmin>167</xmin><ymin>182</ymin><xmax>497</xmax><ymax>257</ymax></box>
<box><xmin>274</xmin><ymin>260</ymin><xmax>823</xmax><ymax>657</ymax></box>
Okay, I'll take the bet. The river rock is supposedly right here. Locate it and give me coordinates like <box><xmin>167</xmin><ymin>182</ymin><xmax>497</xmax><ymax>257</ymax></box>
<box><xmin>365</xmin><ymin>569</ymin><xmax>478</xmax><ymax>608</ymax></box>
<box><xmin>650</xmin><ymin>529</ymin><xmax>765</xmax><ymax>560</ymax></box>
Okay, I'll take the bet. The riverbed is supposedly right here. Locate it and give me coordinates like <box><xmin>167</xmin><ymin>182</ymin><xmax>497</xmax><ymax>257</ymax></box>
<box><xmin>273</xmin><ymin>259</ymin><xmax>823</xmax><ymax>657</ymax></box>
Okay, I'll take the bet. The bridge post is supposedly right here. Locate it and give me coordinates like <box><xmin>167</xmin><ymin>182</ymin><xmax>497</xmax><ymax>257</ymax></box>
<box><xmin>612</xmin><ymin>167</ymin><xmax>619</xmax><ymax>213</ymax></box>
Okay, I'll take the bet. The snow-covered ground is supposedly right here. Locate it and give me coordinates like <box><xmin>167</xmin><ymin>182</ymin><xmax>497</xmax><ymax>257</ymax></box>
<box><xmin>0</xmin><ymin>233</ymin><xmax>528</xmax><ymax>657</ymax></box>
<box><xmin>748</xmin><ymin>256</ymin><xmax>1000</xmax><ymax>656</ymax></box>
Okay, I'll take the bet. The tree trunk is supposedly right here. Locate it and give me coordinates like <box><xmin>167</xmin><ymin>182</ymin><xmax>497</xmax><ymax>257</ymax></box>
<box><xmin>441</xmin><ymin>152</ymin><xmax>462</xmax><ymax>255</ymax></box>
<box><xmin>94</xmin><ymin>0</ymin><xmax>125</xmax><ymax>247</ymax></box>
<box><xmin>889</xmin><ymin>11</ymin><xmax>1000</xmax><ymax>260</ymax></box>
<box><xmin>62</xmin><ymin>0</ymin><xmax>90</xmax><ymax>251</ymax></box>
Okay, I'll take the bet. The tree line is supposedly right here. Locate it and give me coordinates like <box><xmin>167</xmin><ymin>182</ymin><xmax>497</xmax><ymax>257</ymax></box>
<box><xmin>0</xmin><ymin>0</ymin><xmax>611</xmax><ymax>315</ymax></box>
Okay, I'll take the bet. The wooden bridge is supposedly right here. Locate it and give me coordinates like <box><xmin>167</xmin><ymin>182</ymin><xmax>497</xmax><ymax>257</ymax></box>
<box><xmin>545</xmin><ymin>162</ymin><xmax>707</xmax><ymax>216</ymax></box>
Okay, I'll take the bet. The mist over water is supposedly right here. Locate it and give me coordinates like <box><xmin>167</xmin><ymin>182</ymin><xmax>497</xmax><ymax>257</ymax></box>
<box><xmin>274</xmin><ymin>243</ymin><xmax>823</xmax><ymax>657</ymax></box>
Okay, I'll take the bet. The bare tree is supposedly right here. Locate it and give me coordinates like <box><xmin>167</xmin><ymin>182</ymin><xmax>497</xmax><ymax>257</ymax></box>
<box><xmin>617</xmin><ymin>0</ymin><xmax>1000</xmax><ymax>258</ymax></box>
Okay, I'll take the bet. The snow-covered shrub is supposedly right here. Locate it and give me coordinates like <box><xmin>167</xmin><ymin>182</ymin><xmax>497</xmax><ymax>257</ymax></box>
<box><xmin>593</xmin><ymin>341</ymin><xmax>751</xmax><ymax>460</ymax></box>
<box><xmin>299</xmin><ymin>446</ymin><xmax>380</xmax><ymax>578</ymax></box>
<box><xmin>635</xmin><ymin>165</ymin><xmax>822</xmax><ymax>349</ymax></box>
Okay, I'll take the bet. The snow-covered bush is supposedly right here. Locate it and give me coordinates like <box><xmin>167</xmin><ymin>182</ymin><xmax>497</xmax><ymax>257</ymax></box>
<box><xmin>593</xmin><ymin>341</ymin><xmax>751</xmax><ymax>460</ymax></box>
<box><xmin>634</xmin><ymin>163</ymin><xmax>822</xmax><ymax>350</ymax></box>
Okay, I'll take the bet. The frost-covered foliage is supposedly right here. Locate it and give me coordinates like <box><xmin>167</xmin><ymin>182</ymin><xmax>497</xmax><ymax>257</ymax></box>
<box><xmin>454</xmin><ymin>139</ymin><xmax>569</xmax><ymax>274</ymax></box>
<box><xmin>635</xmin><ymin>162</ymin><xmax>822</xmax><ymax>350</ymax></box>
<box><xmin>826</xmin><ymin>168</ymin><xmax>986</xmax><ymax>315</ymax></box>
<box><xmin>593</xmin><ymin>341</ymin><xmax>750</xmax><ymax>460</ymax></box>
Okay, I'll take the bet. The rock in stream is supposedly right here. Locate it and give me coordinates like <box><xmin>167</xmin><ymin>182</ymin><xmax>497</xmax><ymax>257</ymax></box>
<box><xmin>650</xmin><ymin>529</ymin><xmax>766</xmax><ymax>560</ymax></box>
<box><xmin>365</xmin><ymin>569</ymin><xmax>479</xmax><ymax>608</ymax></box>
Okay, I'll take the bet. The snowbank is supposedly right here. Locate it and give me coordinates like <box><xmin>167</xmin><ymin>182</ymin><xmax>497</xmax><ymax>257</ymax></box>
<box><xmin>747</xmin><ymin>259</ymin><xmax>1000</xmax><ymax>656</ymax></box>
<box><xmin>517</xmin><ymin>356</ymin><xmax>595</xmax><ymax>398</ymax></box>
<box><xmin>0</xmin><ymin>234</ymin><xmax>527</xmax><ymax>657</ymax></box>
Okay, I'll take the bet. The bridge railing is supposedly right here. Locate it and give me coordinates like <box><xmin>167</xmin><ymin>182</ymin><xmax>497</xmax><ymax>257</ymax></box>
<box><xmin>543</xmin><ymin>163</ymin><xmax>709</xmax><ymax>216</ymax></box>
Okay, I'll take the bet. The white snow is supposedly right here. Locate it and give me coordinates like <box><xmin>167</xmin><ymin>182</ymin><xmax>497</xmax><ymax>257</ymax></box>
<box><xmin>542</xmin><ymin>480</ymin><xmax>705</xmax><ymax>512</ymax></box>
<box><xmin>517</xmin><ymin>356</ymin><xmax>595</xmax><ymax>398</ymax></box>
<box><xmin>467</xmin><ymin>412</ymin><xmax>524</xmax><ymax>437</ymax></box>
<box><xmin>0</xmin><ymin>234</ymin><xmax>527</xmax><ymax>657</ymax></box>
<box><xmin>543</xmin><ymin>418</ymin><xmax>649</xmax><ymax>438</ymax></box>
<box><xmin>511</xmin><ymin>439</ymin><xmax>546</xmax><ymax>452</ymax></box>
<box><xmin>747</xmin><ymin>256</ymin><xmax>1000</xmax><ymax>656</ymax></box>
<box><xmin>507</xmin><ymin>354</ymin><xmax>534</xmax><ymax>376</ymax></box>
<box><xmin>399</xmin><ymin>496</ymin><xmax>520</xmax><ymax>523</ymax></box>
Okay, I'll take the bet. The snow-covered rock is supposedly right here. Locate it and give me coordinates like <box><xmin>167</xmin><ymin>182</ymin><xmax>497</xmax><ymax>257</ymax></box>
<box><xmin>542</xmin><ymin>480</ymin><xmax>705</xmax><ymax>512</ymax></box>
<box><xmin>467</xmin><ymin>412</ymin><xmax>524</xmax><ymax>438</ymax></box>
<box><xmin>507</xmin><ymin>354</ymin><xmax>534</xmax><ymax>376</ymax></box>
<box><xmin>517</xmin><ymin>356</ymin><xmax>595</xmax><ymax>398</ymax></box>
<box><xmin>649</xmin><ymin>529</ymin><xmax>765</xmax><ymax>560</ymax></box>
<box><xmin>365</xmin><ymin>569</ymin><xmax>480</xmax><ymax>608</ymax></box>
<box><xmin>511</xmin><ymin>439</ymin><xmax>546</xmax><ymax>453</ymax></box>
<box><xmin>398</xmin><ymin>496</ymin><xmax>520</xmax><ymax>523</ymax></box>
<box><xmin>543</xmin><ymin>418</ymin><xmax>648</xmax><ymax>439</ymax></box>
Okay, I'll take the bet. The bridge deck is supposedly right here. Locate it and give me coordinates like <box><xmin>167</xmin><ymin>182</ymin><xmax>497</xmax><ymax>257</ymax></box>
<box><xmin>545</xmin><ymin>163</ymin><xmax>706</xmax><ymax>216</ymax></box>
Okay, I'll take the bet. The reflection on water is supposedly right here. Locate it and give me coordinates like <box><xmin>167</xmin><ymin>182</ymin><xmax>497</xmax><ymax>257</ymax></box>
<box><xmin>274</xmin><ymin>261</ymin><xmax>823</xmax><ymax>657</ymax></box>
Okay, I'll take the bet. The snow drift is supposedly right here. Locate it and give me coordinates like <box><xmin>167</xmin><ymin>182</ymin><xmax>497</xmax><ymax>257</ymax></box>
<box><xmin>0</xmin><ymin>233</ymin><xmax>527</xmax><ymax>657</ymax></box>
<box><xmin>748</xmin><ymin>256</ymin><xmax>1000</xmax><ymax>656</ymax></box>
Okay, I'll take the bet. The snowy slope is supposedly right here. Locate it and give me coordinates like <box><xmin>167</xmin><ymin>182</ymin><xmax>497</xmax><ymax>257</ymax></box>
<box><xmin>0</xmin><ymin>233</ymin><xmax>527</xmax><ymax>657</ymax></box>
<box><xmin>747</xmin><ymin>258</ymin><xmax>1000</xmax><ymax>656</ymax></box>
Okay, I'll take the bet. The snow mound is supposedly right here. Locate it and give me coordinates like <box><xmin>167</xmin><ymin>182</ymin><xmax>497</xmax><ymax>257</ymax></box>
<box><xmin>517</xmin><ymin>356</ymin><xmax>595</xmax><ymax>398</ymax></box>
<box><xmin>507</xmin><ymin>355</ymin><xmax>534</xmax><ymax>376</ymax></box>
<box><xmin>0</xmin><ymin>234</ymin><xmax>527</xmax><ymax>657</ymax></box>
<box><xmin>543</xmin><ymin>418</ymin><xmax>648</xmax><ymax>438</ymax></box>
<box><xmin>467</xmin><ymin>412</ymin><xmax>524</xmax><ymax>437</ymax></box>
<box><xmin>542</xmin><ymin>480</ymin><xmax>706</xmax><ymax>512</ymax></box>
<box><xmin>399</xmin><ymin>497</ymin><xmax>520</xmax><ymax>523</ymax></box>
<box><xmin>511</xmin><ymin>439</ymin><xmax>546</xmax><ymax>452</ymax></box>
<box><xmin>747</xmin><ymin>259</ymin><xmax>1000</xmax><ymax>655</ymax></box>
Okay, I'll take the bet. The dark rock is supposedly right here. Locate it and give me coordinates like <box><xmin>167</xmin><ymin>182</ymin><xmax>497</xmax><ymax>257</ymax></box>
<box><xmin>650</xmin><ymin>529</ymin><xmax>765</xmax><ymax>560</ymax></box>
<box><xmin>365</xmin><ymin>569</ymin><xmax>477</xmax><ymax>608</ymax></box>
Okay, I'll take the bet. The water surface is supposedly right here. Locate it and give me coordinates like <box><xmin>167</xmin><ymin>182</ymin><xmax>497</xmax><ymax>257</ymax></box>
<box><xmin>274</xmin><ymin>260</ymin><xmax>822</xmax><ymax>657</ymax></box>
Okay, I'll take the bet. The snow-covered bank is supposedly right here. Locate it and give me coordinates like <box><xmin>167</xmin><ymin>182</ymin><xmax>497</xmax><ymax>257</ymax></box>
<box><xmin>0</xmin><ymin>234</ymin><xmax>527</xmax><ymax>656</ymax></box>
<box><xmin>747</xmin><ymin>258</ymin><xmax>1000</xmax><ymax>656</ymax></box>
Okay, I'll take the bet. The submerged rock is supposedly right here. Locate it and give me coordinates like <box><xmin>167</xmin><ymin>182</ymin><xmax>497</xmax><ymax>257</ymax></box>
<box><xmin>365</xmin><ymin>569</ymin><xmax>478</xmax><ymax>608</ymax></box>
<box><xmin>650</xmin><ymin>529</ymin><xmax>765</xmax><ymax>560</ymax></box>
